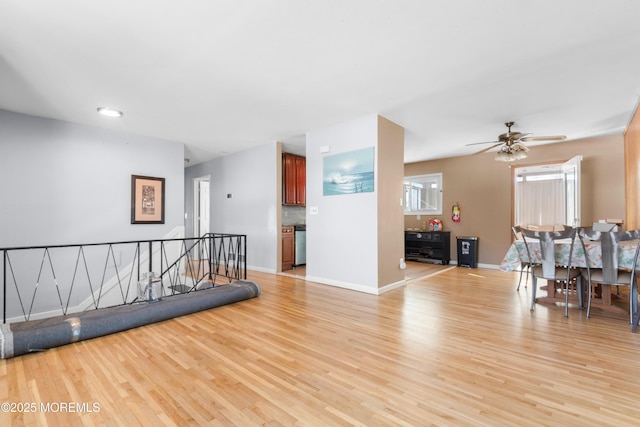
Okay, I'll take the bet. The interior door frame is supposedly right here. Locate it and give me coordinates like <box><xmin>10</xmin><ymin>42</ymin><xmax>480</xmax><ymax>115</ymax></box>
<box><xmin>562</xmin><ymin>155</ymin><xmax>582</xmax><ymax>227</ymax></box>
<box><xmin>193</xmin><ymin>175</ymin><xmax>210</xmax><ymax>238</ymax></box>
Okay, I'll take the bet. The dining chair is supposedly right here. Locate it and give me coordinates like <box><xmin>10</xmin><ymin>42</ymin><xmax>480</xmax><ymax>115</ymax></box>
<box><xmin>578</xmin><ymin>229</ymin><xmax>640</xmax><ymax>325</ymax></box>
<box><xmin>519</xmin><ymin>227</ymin><xmax>583</xmax><ymax>317</ymax></box>
<box><xmin>511</xmin><ymin>226</ymin><xmax>530</xmax><ymax>290</ymax></box>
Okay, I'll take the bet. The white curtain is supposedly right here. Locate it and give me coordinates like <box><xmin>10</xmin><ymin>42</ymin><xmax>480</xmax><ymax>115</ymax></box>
<box><xmin>515</xmin><ymin>174</ymin><xmax>564</xmax><ymax>227</ymax></box>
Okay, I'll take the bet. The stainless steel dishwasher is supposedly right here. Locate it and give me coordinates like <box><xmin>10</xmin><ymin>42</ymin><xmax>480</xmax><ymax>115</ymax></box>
<box><xmin>294</xmin><ymin>224</ymin><xmax>306</xmax><ymax>266</ymax></box>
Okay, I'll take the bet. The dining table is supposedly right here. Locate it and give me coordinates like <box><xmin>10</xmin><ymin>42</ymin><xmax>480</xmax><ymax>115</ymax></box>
<box><xmin>500</xmin><ymin>238</ymin><xmax>640</xmax><ymax>312</ymax></box>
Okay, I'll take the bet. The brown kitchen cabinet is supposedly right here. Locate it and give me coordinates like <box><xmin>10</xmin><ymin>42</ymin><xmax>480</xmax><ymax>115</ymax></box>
<box><xmin>283</xmin><ymin>153</ymin><xmax>305</xmax><ymax>206</ymax></box>
<box><xmin>282</xmin><ymin>226</ymin><xmax>295</xmax><ymax>271</ymax></box>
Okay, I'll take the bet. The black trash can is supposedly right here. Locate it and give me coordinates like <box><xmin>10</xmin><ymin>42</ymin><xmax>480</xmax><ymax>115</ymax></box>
<box><xmin>457</xmin><ymin>236</ymin><xmax>478</xmax><ymax>268</ymax></box>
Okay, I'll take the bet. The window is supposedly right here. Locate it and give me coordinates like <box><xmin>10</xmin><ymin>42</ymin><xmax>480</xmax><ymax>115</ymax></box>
<box><xmin>513</xmin><ymin>155</ymin><xmax>582</xmax><ymax>228</ymax></box>
<box><xmin>404</xmin><ymin>173</ymin><xmax>443</xmax><ymax>215</ymax></box>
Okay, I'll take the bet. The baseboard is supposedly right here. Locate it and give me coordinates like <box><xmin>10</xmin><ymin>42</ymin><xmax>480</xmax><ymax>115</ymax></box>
<box><xmin>452</xmin><ymin>261</ymin><xmax>500</xmax><ymax>270</ymax></box>
<box><xmin>247</xmin><ymin>265</ymin><xmax>276</xmax><ymax>274</ymax></box>
<box><xmin>304</xmin><ymin>275</ymin><xmax>408</xmax><ymax>295</ymax></box>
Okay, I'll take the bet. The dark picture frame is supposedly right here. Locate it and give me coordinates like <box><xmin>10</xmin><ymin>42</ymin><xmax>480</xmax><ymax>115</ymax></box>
<box><xmin>131</xmin><ymin>175</ymin><xmax>165</xmax><ymax>224</ymax></box>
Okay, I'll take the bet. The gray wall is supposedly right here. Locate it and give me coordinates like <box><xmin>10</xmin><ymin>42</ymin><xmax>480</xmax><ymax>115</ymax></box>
<box><xmin>184</xmin><ymin>142</ymin><xmax>279</xmax><ymax>272</ymax></box>
<box><xmin>0</xmin><ymin>110</ymin><xmax>185</xmax><ymax>247</ymax></box>
<box><xmin>0</xmin><ymin>110</ymin><xmax>185</xmax><ymax>318</ymax></box>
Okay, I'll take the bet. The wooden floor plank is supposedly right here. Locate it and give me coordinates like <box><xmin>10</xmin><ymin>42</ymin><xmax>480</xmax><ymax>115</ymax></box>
<box><xmin>1</xmin><ymin>265</ymin><xmax>640</xmax><ymax>425</ymax></box>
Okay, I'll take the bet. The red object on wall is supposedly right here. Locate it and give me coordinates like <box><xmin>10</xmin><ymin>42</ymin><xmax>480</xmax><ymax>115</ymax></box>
<box><xmin>452</xmin><ymin>203</ymin><xmax>461</xmax><ymax>222</ymax></box>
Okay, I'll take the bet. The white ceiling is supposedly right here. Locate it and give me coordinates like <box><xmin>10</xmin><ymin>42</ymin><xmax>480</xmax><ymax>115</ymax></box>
<box><xmin>2</xmin><ymin>0</ymin><xmax>640</xmax><ymax>165</ymax></box>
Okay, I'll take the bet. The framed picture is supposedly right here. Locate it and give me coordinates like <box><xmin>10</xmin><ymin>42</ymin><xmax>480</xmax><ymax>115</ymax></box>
<box><xmin>131</xmin><ymin>175</ymin><xmax>165</xmax><ymax>224</ymax></box>
<box><xmin>323</xmin><ymin>147</ymin><xmax>375</xmax><ymax>196</ymax></box>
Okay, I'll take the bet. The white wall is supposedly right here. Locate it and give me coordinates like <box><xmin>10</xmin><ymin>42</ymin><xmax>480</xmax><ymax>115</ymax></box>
<box><xmin>0</xmin><ymin>109</ymin><xmax>185</xmax><ymax>318</ymax></box>
<box><xmin>184</xmin><ymin>142</ymin><xmax>279</xmax><ymax>272</ymax></box>
<box><xmin>0</xmin><ymin>110</ymin><xmax>185</xmax><ymax>247</ymax></box>
<box><xmin>306</xmin><ymin>114</ymin><xmax>380</xmax><ymax>292</ymax></box>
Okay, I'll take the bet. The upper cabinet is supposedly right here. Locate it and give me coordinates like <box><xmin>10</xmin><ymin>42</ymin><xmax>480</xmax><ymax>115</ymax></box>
<box><xmin>283</xmin><ymin>153</ymin><xmax>306</xmax><ymax>206</ymax></box>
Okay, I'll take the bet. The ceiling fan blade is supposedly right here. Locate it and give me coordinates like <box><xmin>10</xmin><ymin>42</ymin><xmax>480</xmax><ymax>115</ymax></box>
<box><xmin>473</xmin><ymin>142</ymin><xmax>503</xmax><ymax>155</ymax></box>
<box><xmin>465</xmin><ymin>140</ymin><xmax>499</xmax><ymax>146</ymax></box>
<box><xmin>520</xmin><ymin>135</ymin><xmax>566</xmax><ymax>142</ymax></box>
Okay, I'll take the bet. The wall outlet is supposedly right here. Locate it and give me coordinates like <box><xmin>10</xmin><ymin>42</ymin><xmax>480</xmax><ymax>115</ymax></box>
<box><xmin>310</xmin><ymin>206</ymin><xmax>319</xmax><ymax>215</ymax></box>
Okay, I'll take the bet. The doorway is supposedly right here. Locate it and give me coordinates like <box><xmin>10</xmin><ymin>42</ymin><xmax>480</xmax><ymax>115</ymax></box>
<box><xmin>193</xmin><ymin>176</ymin><xmax>210</xmax><ymax>238</ymax></box>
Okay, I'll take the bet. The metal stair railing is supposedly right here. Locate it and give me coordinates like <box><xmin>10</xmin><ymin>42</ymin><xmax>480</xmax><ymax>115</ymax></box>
<box><xmin>0</xmin><ymin>233</ymin><xmax>246</xmax><ymax>324</ymax></box>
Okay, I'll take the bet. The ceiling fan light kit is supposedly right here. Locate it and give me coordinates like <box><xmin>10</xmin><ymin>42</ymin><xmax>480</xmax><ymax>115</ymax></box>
<box><xmin>467</xmin><ymin>121</ymin><xmax>567</xmax><ymax>162</ymax></box>
<box><xmin>495</xmin><ymin>145</ymin><xmax>528</xmax><ymax>162</ymax></box>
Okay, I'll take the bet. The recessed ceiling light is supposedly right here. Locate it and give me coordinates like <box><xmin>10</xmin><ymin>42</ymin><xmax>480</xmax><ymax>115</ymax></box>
<box><xmin>97</xmin><ymin>107</ymin><xmax>123</xmax><ymax>118</ymax></box>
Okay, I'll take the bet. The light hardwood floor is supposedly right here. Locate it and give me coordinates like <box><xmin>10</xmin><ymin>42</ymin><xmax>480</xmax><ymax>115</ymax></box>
<box><xmin>2</xmin><ymin>265</ymin><xmax>640</xmax><ymax>426</ymax></box>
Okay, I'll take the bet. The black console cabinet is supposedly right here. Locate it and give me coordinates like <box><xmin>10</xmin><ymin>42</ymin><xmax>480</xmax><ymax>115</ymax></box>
<box><xmin>405</xmin><ymin>231</ymin><xmax>450</xmax><ymax>265</ymax></box>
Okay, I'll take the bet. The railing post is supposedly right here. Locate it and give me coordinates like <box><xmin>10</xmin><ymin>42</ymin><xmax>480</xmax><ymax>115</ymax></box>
<box><xmin>3</xmin><ymin>251</ymin><xmax>6</xmax><ymax>324</ymax></box>
<box><xmin>148</xmin><ymin>240</ymin><xmax>153</xmax><ymax>273</ymax></box>
<box><xmin>208</xmin><ymin>234</ymin><xmax>213</xmax><ymax>282</ymax></box>
<box><xmin>160</xmin><ymin>241</ymin><xmax>164</xmax><ymax>286</ymax></box>
<box><xmin>235</xmin><ymin>235</ymin><xmax>240</xmax><ymax>279</ymax></box>
<box><xmin>136</xmin><ymin>242</ymin><xmax>140</xmax><ymax>283</ymax></box>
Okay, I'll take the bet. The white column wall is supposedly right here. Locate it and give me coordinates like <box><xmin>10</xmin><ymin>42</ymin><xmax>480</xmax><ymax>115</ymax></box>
<box><xmin>305</xmin><ymin>114</ymin><xmax>380</xmax><ymax>292</ymax></box>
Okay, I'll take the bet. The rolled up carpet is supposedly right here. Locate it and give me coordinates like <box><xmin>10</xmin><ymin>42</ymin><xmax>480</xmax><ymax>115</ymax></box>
<box><xmin>0</xmin><ymin>280</ymin><xmax>260</xmax><ymax>359</ymax></box>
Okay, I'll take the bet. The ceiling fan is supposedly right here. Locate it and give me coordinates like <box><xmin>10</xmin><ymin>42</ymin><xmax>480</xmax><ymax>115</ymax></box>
<box><xmin>467</xmin><ymin>121</ymin><xmax>566</xmax><ymax>161</ymax></box>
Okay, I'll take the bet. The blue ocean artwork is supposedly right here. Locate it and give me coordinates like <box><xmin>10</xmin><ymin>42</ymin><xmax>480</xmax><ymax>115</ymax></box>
<box><xmin>323</xmin><ymin>147</ymin><xmax>375</xmax><ymax>196</ymax></box>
